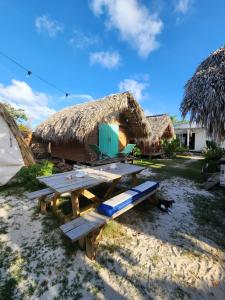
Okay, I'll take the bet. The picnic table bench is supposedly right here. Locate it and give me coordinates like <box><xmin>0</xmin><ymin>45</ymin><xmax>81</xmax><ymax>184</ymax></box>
<box><xmin>60</xmin><ymin>181</ymin><xmax>159</xmax><ymax>259</ymax></box>
<box><xmin>25</xmin><ymin>163</ymin><xmax>145</xmax><ymax>216</ymax></box>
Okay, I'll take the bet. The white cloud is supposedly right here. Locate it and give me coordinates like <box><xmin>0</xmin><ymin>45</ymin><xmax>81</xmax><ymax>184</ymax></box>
<box><xmin>119</xmin><ymin>78</ymin><xmax>149</xmax><ymax>102</ymax></box>
<box><xmin>90</xmin><ymin>0</ymin><xmax>163</xmax><ymax>58</ymax></box>
<box><xmin>69</xmin><ymin>30</ymin><xmax>99</xmax><ymax>49</ymax></box>
<box><xmin>90</xmin><ymin>51</ymin><xmax>121</xmax><ymax>69</ymax></box>
<box><xmin>0</xmin><ymin>79</ymin><xmax>55</xmax><ymax>123</ymax></box>
<box><xmin>175</xmin><ymin>0</ymin><xmax>191</xmax><ymax>14</ymax></box>
<box><xmin>35</xmin><ymin>15</ymin><xmax>64</xmax><ymax>37</ymax></box>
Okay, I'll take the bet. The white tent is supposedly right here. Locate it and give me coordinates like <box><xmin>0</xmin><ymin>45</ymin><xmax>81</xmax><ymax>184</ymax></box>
<box><xmin>0</xmin><ymin>103</ymin><xmax>34</xmax><ymax>186</ymax></box>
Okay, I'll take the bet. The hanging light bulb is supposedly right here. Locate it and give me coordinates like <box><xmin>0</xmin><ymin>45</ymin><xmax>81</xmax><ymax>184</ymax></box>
<box><xmin>26</xmin><ymin>70</ymin><xmax>32</xmax><ymax>77</ymax></box>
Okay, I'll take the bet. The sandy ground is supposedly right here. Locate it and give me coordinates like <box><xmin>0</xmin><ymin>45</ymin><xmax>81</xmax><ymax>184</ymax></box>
<box><xmin>0</xmin><ymin>171</ymin><xmax>225</xmax><ymax>299</ymax></box>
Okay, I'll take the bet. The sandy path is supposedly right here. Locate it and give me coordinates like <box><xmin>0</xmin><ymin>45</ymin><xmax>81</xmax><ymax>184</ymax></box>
<box><xmin>0</xmin><ymin>175</ymin><xmax>225</xmax><ymax>299</ymax></box>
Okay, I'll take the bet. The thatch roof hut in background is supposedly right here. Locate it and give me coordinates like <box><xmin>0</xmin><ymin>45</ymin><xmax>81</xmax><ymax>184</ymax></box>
<box><xmin>180</xmin><ymin>45</ymin><xmax>225</xmax><ymax>142</ymax></box>
<box><xmin>0</xmin><ymin>103</ymin><xmax>35</xmax><ymax>185</ymax></box>
<box><xmin>138</xmin><ymin>114</ymin><xmax>175</xmax><ymax>156</ymax></box>
<box><xmin>35</xmin><ymin>92</ymin><xmax>152</xmax><ymax>162</ymax></box>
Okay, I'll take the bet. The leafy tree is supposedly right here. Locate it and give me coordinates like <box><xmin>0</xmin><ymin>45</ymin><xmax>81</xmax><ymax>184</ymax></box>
<box><xmin>170</xmin><ymin>115</ymin><xmax>188</xmax><ymax>125</ymax></box>
<box><xmin>3</xmin><ymin>103</ymin><xmax>28</xmax><ymax>124</ymax></box>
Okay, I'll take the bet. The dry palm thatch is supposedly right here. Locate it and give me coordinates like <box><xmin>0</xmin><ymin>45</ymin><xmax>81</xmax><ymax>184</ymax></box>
<box><xmin>0</xmin><ymin>103</ymin><xmax>35</xmax><ymax>166</ymax></box>
<box><xmin>35</xmin><ymin>92</ymin><xmax>152</xmax><ymax>143</ymax></box>
<box><xmin>180</xmin><ymin>45</ymin><xmax>225</xmax><ymax>142</ymax></box>
<box><xmin>147</xmin><ymin>114</ymin><xmax>175</xmax><ymax>143</ymax></box>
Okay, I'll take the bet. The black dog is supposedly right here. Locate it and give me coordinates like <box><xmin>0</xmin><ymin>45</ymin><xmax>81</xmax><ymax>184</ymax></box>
<box><xmin>157</xmin><ymin>199</ymin><xmax>175</xmax><ymax>213</ymax></box>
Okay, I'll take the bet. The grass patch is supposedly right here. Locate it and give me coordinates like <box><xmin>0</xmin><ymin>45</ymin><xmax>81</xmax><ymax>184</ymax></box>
<box><xmin>191</xmin><ymin>189</ymin><xmax>225</xmax><ymax>249</ymax></box>
<box><xmin>103</xmin><ymin>220</ymin><xmax>125</xmax><ymax>239</ymax></box>
<box><xmin>134</xmin><ymin>156</ymin><xmax>205</xmax><ymax>183</ymax></box>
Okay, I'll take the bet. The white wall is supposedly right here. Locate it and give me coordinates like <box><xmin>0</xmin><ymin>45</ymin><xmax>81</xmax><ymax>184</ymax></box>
<box><xmin>194</xmin><ymin>129</ymin><xmax>207</xmax><ymax>151</ymax></box>
<box><xmin>0</xmin><ymin>116</ymin><xmax>24</xmax><ymax>185</ymax></box>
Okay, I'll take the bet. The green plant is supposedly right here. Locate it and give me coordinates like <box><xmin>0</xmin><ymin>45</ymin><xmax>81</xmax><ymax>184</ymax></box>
<box><xmin>202</xmin><ymin>142</ymin><xmax>224</xmax><ymax>173</ymax></box>
<box><xmin>206</xmin><ymin>140</ymin><xmax>218</xmax><ymax>150</ymax></box>
<box><xmin>133</xmin><ymin>146</ymin><xmax>142</xmax><ymax>158</ymax></box>
<box><xmin>162</xmin><ymin>138</ymin><xmax>180</xmax><ymax>158</ymax></box>
<box><xmin>16</xmin><ymin>160</ymin><xmax>54</xmax><ymax>191</ymax></box>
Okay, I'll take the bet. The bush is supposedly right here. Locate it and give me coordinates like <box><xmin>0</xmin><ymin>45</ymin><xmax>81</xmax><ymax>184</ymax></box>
<box><xmin>162</xmin><ymin>138</ymin><xmax>180</xmax><ymax>158</ymax></box>
<box><xmin>202</xmin><ymin>142</ymin><xmax>225</xmax><ymax>173</ymax></box>
<box><xmin>203</xmin><ymin>148</ymin><xmax>224</xmax><ymax>162</ymax></box>
<box><xmin>16</xmin><ymin>160</ymin><xmax>54</xmax><ymax>191</ymax></box>
<box><xmin>133</xmin><ymin>146</ymin><xmax>142</xmax><ymax>158</ymax></box>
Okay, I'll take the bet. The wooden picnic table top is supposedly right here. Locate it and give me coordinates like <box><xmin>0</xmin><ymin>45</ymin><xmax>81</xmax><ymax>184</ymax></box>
<box><xmin>37</xmin><ymin>163</ymin><xmax>145</xmax><ymax>194</ymax></box>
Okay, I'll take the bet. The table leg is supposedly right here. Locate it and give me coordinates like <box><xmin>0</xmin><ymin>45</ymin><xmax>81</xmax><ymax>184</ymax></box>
<box><xmin>71</xmin><ymin>191</ymin><xmax>80</xmax><ymax>218</ymax></box>
<box><xmin>52</xmin><ymin>194</ymin><xmax>59</xmax><ymax>212</ymax></box>
<box><xmin>104</xmin><ymin>178</ymin><xmax>121</xmax><ymax>199</ymax></box>
<box><xmin>85</xmin><ymin>225</ymin><xmax>104</xmax><ymax>260</ymax></box>
<box><xmin>132</xmin><ymin>173</ymin><xmax>138</xmax><ymax>187</ymax></box>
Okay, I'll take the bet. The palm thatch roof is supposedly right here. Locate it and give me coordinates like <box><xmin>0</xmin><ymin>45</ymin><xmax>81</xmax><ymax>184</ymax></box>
<box><xmin>35</xmin><ymin>92</ymin><xmax>152</xmax><ymax>143</ymax></box>
<box><xmin>147</xmin><ymin>114</ymin><xmax>175</xmax><ymax>143</ymax></box>
<box><xmin>0</xmin><ymin>103</ymin><xmax>35</xmax><ymax>166</ymax></box>
<box><xmin>180</xmin><ymin>45</ymin><xmax>225</xmax><ymax>142</ymax></box>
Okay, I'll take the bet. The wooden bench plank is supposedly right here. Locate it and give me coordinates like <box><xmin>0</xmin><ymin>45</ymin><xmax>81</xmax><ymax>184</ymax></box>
<box><xmin>25</xmin><ymin>188</ymin><xmax>54</xmax><ymax>200</ymax></box>
<box><xmin>60</xmin><ymin>187</ymin><xmax>159</xmax><ymax>242</ymax></box>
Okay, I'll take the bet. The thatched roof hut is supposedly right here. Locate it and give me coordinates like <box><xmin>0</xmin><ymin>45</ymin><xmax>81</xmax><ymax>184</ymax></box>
<box><xmin>35</xmin><ymin>92</ymin><xmax>151</xmax><ymax>143</ymax></box>
<box><xmin>137</xmin><ymin>114</ymin><xmax>175</xmax><ymax>156</ymax></box>
<box><xmin>147</xmin><ymin>114</ymin><xmax>175</xmax><ymax>143</ymax></box>
<box><xmin>180</xmin><ymin>45</ymin><xmax>225</xmax><ymax>142</ymax></box>
<box><xmin>34</xmin><ymin>92</ymin><xmax>152</xmax><ymax>162</ymax></box>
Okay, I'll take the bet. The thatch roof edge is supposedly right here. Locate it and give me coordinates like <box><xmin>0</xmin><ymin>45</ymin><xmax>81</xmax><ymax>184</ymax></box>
<box><xmin>35</xmin><ymin>92</ymin><xmax>152</xmax><ymax>143</ymax></box>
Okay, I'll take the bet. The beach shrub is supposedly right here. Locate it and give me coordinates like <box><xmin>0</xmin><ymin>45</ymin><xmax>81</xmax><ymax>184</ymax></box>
<box><xmin>202</xmin><ymin>142</ymin><xmax>224</xmax><ymax>173</ymax></box>
<box><xmin>133</xmin><ymin>146</ymin><xmax>142</xmax><ymax>158</ymax></box>
<box><xmin>162</xmin><ymin>139</ymin><xmax>180</xmax><ymax>158</ymax></box>
<box><xmin>16</xmin><ymin>160</ymin><xmax>54</xmax><ymax>191</ymax></box>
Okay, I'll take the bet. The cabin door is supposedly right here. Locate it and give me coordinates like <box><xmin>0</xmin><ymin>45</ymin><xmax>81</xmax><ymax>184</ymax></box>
<box><xmin>99</xmin><ymin>123</ymin><xmax>119</xmax><ymax>157</ymax></box>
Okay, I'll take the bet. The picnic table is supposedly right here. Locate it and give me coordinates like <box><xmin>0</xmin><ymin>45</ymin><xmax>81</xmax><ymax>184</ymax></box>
<box><xmin>37</xmin><ymin>163</ymin><xmax>145</xmax><ymax>218</ymax></box>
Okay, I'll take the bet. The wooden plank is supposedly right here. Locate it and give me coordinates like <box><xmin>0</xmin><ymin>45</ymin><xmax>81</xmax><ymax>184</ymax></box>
<box><xmin>71</xmin><ymin>191</ymin><xmax>80</xmax><ymax>218</ymax></box>
<box><xmin>80</xmin><ymin>189</ymin><xmax>100</xmax><ymax>202</ymax></box>
<box><xmin>60</xmin><ymin>188</ymin><xmax>158</xmax><ymax>242</ymax></box>
<box><xmin>25</xmin><ymin>188</ymin><xmax>54</xmax><ymax>199</ymax></box>
<box><xmin>111</xmin><ymin>189</ymin><xmax>159</xmax><ymax>219</ymax></box>
<box><xmin>60</xmin><ymin>217</ymin><xmax>87</xmax><ymax>233</ymax></box>
<box><xmin>104</xmin><ymin>178</ymin><xmax>121</xmax><ymax>199</ymax></box>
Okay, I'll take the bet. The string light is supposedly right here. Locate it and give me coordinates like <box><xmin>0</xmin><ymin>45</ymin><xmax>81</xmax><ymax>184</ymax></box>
<box><xmin>0</xmin><ymin>50</ymin><xmax>69</xmax><ymax>98</ymax></box>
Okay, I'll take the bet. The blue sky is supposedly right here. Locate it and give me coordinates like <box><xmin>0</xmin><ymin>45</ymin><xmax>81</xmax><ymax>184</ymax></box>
<box><xmin>0</xmin><ymin>0</ymin><xmax>225</xmax><ymax>127</ymax></box>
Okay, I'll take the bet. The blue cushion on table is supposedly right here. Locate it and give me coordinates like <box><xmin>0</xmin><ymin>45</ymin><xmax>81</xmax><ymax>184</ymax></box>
<box><xmin>98</xmin><ymin>181</ymin><xmax>159</xmax><ymax>217</ymax></box>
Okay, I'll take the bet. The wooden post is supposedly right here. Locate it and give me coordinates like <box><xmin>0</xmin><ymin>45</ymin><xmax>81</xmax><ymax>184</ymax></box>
<box><xmin>132</xmin><ymin>173</ymin><xmax>138</xmax><ymax>187</ymax></box>
<box><xmin>71</xmin><ymin>191</ymin><xmax>80</xmax><ymax>218</ymax></box>
<box><xmin>104</xmin><ymin>178</ymin><xmax>121</xmax><ymax>199</ymax></box>
<box><xmin>78</xmin><ymin>238</ymin><xmax>86</xmax><ymax>250</ymax></box>
<box><xmin>52</xmin><ymin>194</ymin><xmax>59</xmax><ymax>213</ymax></box>
<box><xmin>85</xmin><ymin>226</ymin><xmax>104</xmax><ymax>260</ymax></box>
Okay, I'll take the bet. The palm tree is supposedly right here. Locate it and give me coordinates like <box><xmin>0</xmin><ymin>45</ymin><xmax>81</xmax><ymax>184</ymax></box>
<box><xmin>180</xmin><ymin>46</ymin><xmax>225</xmax><ymax>142</ymax></box>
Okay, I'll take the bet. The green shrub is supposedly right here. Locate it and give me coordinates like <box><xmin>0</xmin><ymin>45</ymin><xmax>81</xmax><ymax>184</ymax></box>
<box><xmin>16</xmin><ymin>160</ymin><xmax>54</xmax><ymax>191</ymax></box>
<box><xmin>133</xmin><ymin>146</ymin><xmax>142</xmax><ymax>158</ymax></box>
<box><xmin>202</xmin><ymin>142</ymin><xmax>224</xmax><ymax>173</ymax></box>
<box><xmin>203</xmin><ymin>148</ymin><xmax>224</xmax><ymax>162</ymax></box>
<box><xmin>162</xmin><ymin>138</ymin><xmax>180</xmax><ymax>158</ymax></box>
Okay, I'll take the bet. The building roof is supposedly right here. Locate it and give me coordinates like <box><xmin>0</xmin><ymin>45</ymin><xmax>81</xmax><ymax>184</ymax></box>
<box><xmin>180</xmin><ymin>45</ymin><xmax>225</xmax><ymax>142</ymax></box>
<box><xmin>147</xmin><ymin>114</ymin><xmax>175</xmax><ymax>142</ymax></box>
<box><xmin>174</xmin><ymin>122</ymin><xmax>204</xmax><ymax>130</ymax></box>
<box><xmin>35</xmin><ymin>92</ymin><xmax>152</xmax><ymax>143</ymax></box>
<box><xmin>0</xmin><ymin>103</ymin><xmax>35</xmax><ymax>166</ymax></box>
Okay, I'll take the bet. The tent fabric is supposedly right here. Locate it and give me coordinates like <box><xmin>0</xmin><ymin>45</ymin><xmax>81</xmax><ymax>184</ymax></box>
<box><xmin>0</xmin><ymin>115</ymin><xmax>24</xmax><ymax>186</ymax></box>
<box><xmin>97</xmin><ymin>181</ymin><xmax>159</xmax><ymax>217</ymax></box>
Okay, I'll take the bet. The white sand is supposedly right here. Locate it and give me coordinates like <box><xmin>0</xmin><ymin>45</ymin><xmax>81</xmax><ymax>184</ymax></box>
<box><xmin>0</xmin><ymin>174</ymin><xmax>224</xmax><ymax>299</ymax></box>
